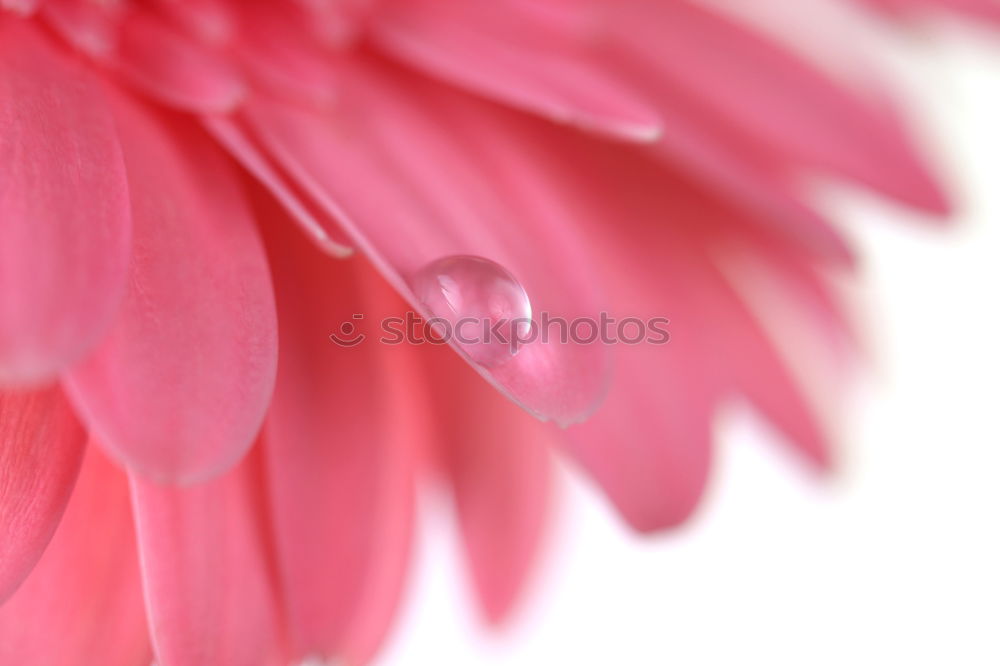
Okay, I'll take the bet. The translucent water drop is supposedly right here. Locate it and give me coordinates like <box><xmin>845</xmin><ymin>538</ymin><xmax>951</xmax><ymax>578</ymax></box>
<box><xmin>410</xmin><ymin>255</ymin><xmax>533</xmax><ymax>368</ymax></box>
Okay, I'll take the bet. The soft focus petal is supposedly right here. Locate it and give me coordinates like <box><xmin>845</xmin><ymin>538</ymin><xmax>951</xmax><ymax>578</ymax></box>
<box><xmin>695</xmin><ymin>259</ymin><xmax>832</xmax><ymax>468</ymax></box>
<box><xmin>546</xmin><ymin>132</ymin><xmax>839</xmax><ymax>530</ymax></box>
<box><xmin>564</xmin><ymin>250</ymin><xmax>717</xmax><ymax>531</ymax></box>
<box><xmin>372</xmin><ymin>0</ymin><xmax>662</xmax><ymax>141</ymax></box>
<box><xmin>0</xmin><ymin>447</ymin><xmax>151</xmax><ymax>665</ymax></box>
<box><xmin>427</xmin><ymin>347</ymin><xmax>554</xmax><ymax>623</ymax></box>
<box><xmin>608</xmin><ymin>0</ymin><xmax>949</xmax><ymax>212</ymax></box>
<box><xmin>645</xmin><ymin>108</ymin><xmax>857</xmax><ymax>264</ymax></box>
<box><xmin>40</xmin><ymin>0</ymin><xmax>121</xmax><ymax>58</ymax></box>
<box><xmin>148</xmin><ymin>0</ymin><xmax>236</xmax><ymax>44</ymax></box>
<box><xmin>720</xmin><ymin>222</ymin><xmax>857</xmax><ymax>357</ymax></box>
<box><xmin>0</xmin><ymin>0</ymin><xmax>39</xmax><ymax>16</ymax></box>
<box><xmin>64</xmin><ymin>89</ymin><xmax>277</xmax><ymax>483</ymax></box>
<box><xmin>860</xmin><ymin>0</ymin><xmax>1000</xmax><ymax>22</ymax></box>
<box><xmin>129</xmin><ymin>451</ymin><xmax>284</xmax><ymax>666</ymax></box>
<box><xmin>258</xmin><ymin>190</ymin><xmax>418</xmax><ymax>664</ymax></box>
<box><xmin>0</xmin><ymin>18</ymin><xmax>131</xmax><ymax>385</ymax></box>
<box><xmin>114</xmin><ymin>7</ymin><xmax>245</xmax><ymax>112</ymax></box>
<box><xmin>623</xmin><ymin>76</ymin><xmax>857</xmax><ymax>262</ymax></box>
<box><xmin>234</xmin><ymin>1</ymin><xmax>344</xmax><ymax>105</ymax></box>
<box><xmin>0</xmin><ymin>386</ymin><xmax>85</xmax><ymax>601</ymax></box>
<box><xmin>567</xmin><ymin>349</ymin><xmax>715</xmax><ymax>533</ymax></box>
<box><xmin>242</xmin><ymin>61</ymin><xmax>611</xmax><ymax>426</ymax></box>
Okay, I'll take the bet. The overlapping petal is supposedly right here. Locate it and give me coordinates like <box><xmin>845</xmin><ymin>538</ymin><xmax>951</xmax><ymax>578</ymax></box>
<box><xmin>257</xmin><ymin>191</ymin><xmax>418</xmax><ymax>665</ymax></box>
<box><xmin>516</xmin><ymin>127</ymin><xmax>838</xmax><ymax>530</ymax></box>
<box><xmin>63</xmin><ymin>88</ymin><xmax>277</xmax><ymax>483</ymax></box>
<box><xmin>603</xmin><ymin>0</ymin><xmax>949</xmax><ymax>213</ymax></box>
<box><xmin>425</xmin><ymin>347</ymin><xmax>554</xmax><ymax>622</ymax></box>
<box><xmin>205</xmin><ymin>115</ymin><xmax>354</xmax><ymax>257</ymax></box>
<box><xmin>373</xmin><ymin>0</ymin><xmax>662</xmax><ymax>141</ymax></box>
<box><xmin>0</xmin><ymin>448</ymin><xmax>151</xmax><ymax>665</ymax></box>
<box><xmin>241</xmin><ymin>59</ymin><xmax>611</xmax><ymax>427</ymax></box>
<box><xmin>0</xmin><ymin>386</ymin><xmax>85</xmax><ymax>601</ymax></box>
<box><xmin>0</xmin><ymin>0</ymin><xmax>972</xmax><ymax>660</ymax></box>
<box><xmin>115</xmin><ymin>7</ymin><xmax>245</xmax><ymax>112</ymax></box>
<box><xmin>129</xmin><ymin>450</ymin><xmax>283</xmax><ymax>666</ymax></box>
<box><xmin>0</xmin><ymin>19</ymin><xmax>131</xmax><ymax>385</ymax></box>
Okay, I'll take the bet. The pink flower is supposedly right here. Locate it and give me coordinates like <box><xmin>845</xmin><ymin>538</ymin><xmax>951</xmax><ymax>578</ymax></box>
<box><xmin>0</xmin><ymin>0</ymin><xmax>967</xmax><ymax>664</ymax></box>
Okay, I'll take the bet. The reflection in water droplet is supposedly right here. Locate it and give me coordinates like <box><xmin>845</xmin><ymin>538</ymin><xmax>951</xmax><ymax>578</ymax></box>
<box><xmin>410</xmin><ymin>255</ymin><xmax>533</xmax><ymax>368</ymax></box>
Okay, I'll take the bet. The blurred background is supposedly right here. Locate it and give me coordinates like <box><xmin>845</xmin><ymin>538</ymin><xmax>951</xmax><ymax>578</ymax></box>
<box><xmin>379</xmin><ymin>13</ymin><xmax>1000</xmax><ymax>666</ymax></box>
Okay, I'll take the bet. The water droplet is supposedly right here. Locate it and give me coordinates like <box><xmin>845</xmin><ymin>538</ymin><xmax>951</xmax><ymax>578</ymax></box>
<box><xmin>410</xmin><ymin>255</ymin><xmax>533</xmax><ymax>368</ymax></box>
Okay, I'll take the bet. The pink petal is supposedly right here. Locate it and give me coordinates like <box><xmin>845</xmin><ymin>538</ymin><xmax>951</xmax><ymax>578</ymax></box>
<box><xmin>63</xmin><ymin>89</ymin><xmax>277</xmax><ymax>483</ymax></box>
<box><xmin>930</xmin><ymin>0</ymin><xmax>1000</xmax><ymax>21</ymax></box>
<box><xmin>258</xmin><ymin>196</ymin><xmax>417</xmax><ymax>663</ymax></box>
<box><xmin>234</xmin><ymin>1</ymin><xmax>344</xmax><ymax>105</ymax></box>
<box><xmin>0</xmin><ymin>0</ymin><xmax>39</xmax><ymax>16</ymax></box>
<box><xmin>551</xmin><ymin>135</ymin><xmax>833</xmax><ymax>530</ymax></box>
<box><xmin>372</xmin><ymin>0</ymin><xmax>662</xmax><ymax>142</ymax></box>
<box><xmin>692</xmin><ymin>253</ymin><xmax>832</xmax><ymax>469</ymax></box>
<box><xmin>641</xmin><ymin>85</ymin><xmax>856</xmax><ymax>264</ymax></box>
<box><xmin>204</xmin><ymin>114</ymin><xmax>354</xmax><ymax>257</ymax></box>
<box><xmin>148</xmin><ymin>0</ymin><xmax>237</xmax><ymax>45</ymax></box>
<box><xmin>40</xmin><ymin>0</ymin><xmax>122</xmax><ymax>58</ymax></box>
<box><xmin>0</xmin><ymin>19</ymin><xmax>131</xmax><ymax>385</ymax></box>
<box><xmin>114</xmin><ymin>8</ymin><xmax>245</xmax><ymax>112</ymax></box>
<box><xmin>0</xmin><ymin>447</ymin><xmax>151</xmax><ymax>665</ymax></box>
<box><xmin>129</xmin><ymin>449</ymin><xmax>283</xmax><ymax>666</ymax></box>
<box><xmin>564</xmin><ymin>248</ymin><xmax>717</xmax><ymax>532</ymax></box>
<box><xmin>428</xmin><ymin>347</ymin><xmax>554</xmax><ymax>623</ymax></box>
<box><xmin>242</xmin><ymin>59</ymin><xmax>611</xmax><ymax>427</ymax></box>
<box><xmin>861</xmin><ymin>0</ymin><xmax>1000</xmax><ymax>23</ymax></box>
<box><xmin>672</xmin><ymin>206</ymin><xmax>841</xmax><ymax>469</ymax></box>
<box><xmin>610</xmin><ymin>0</ymin><xmax>949</xmax><ymax>212</ymax></box>
<box><xmin>566</xmin><ymin>350</ymin><xmax>715</xmax><ymax>533</ymax></box>
<box><xmin>723</xmin><ymin>224</ymin><xmax>857</xmax><ymax>355</ymax></box>
<box><xmin>0</xmin><ymin>386</ymin><xmax>85</xmax><ymax>602</ymax></box>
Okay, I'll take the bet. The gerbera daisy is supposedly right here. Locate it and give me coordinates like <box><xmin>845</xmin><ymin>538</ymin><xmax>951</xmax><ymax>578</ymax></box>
<box><xmin>0</xmin><ymin>0</ymin><xmax>968</xmax><ymax>664</ymax></box>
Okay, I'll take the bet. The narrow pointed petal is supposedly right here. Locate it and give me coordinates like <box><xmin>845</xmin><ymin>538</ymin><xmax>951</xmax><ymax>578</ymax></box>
<box><xmin>611</xmin><ymin>0</ymin><xmax>949</xmax><ymax>212</ymax></box>
<box><xmin>695</xmin><ymin>254</ymin><xmax>833</xmax><ymax>468</ymax></box>
<box><xmin>0</xmin><ymin>387</ymin><xmax>85</xmax><ymax>602</ymax></box>
<box><xmin>204</xmin><ymin>115</ymin><xmax>354</xmax><ymax>257</ymax></box>
<box><xmin>372</xmin><ymin>0</ymin><xmax>662</xmax><ymax>141</ymax></box>
<box><xmin>129</xmin><ymin>451</ymin><xmax>283</xmax><ymax>666</ymax></box>
<box><xmin>243</xmin><ymin>61</ymin><xmax>611</xmax><ymax>426</ymax></box>
<box><xmin>551</xmin><ymin>135</ymin><xmax>834</xmax><ymax>530</ymax></box>
<box><xmin>64</xmin><ymin>90</ymin><xmax>277</xmax><ymax>483</ymax></box>
<box><xmin>0</xmin><ymin>448</ymin><xmax>151</xmax><ymax>666</ymax></box>
<box><xmin>642</xmin><ymin>91</ymin><xmax>856</xmax><ymax>264</ymax></box>
<box><xmin>674</xmin><ymin>213</ymin><xmax>839</xmax><ymax>468</ymax></box>
<box><xmin>0</xmin><ymin>19</ymin><xmax>130</xmax><ymax>385</ymax></box>
<box><xmin>429</xmin><ymin>348</ymin><xmax>554</xmax><ymax>623</ymax></box>
<box><xmin>723</xmin><ymin>224</ymin><xmax>858</xmax><ymax>355</ymax></box>
<box><xmin>259</xmin><ymin>197</ymin><xmax>417</xmax><ymax>664</ymax></box>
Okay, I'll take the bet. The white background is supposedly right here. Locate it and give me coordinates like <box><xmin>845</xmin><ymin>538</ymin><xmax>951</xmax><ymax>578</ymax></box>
<box><xmin>380</xmin><ymin>17</ymin><xmax>1000</xmax><ymax>666</ymax></box>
